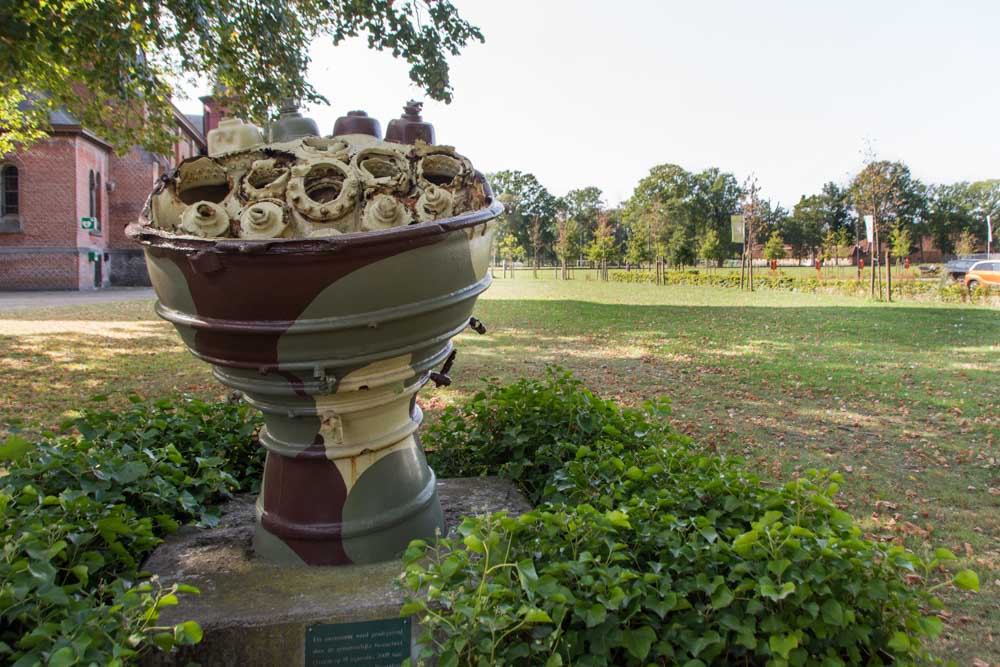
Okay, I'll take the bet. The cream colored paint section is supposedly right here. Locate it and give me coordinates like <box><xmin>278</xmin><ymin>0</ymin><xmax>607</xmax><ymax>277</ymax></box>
<box><xmin>311</xmin><ymin>353</ymin><xmax>418</xmax><ymax>495</ymax></box>
<box><xmin>317</xmin><ymin>410</ymin><xmax>344</xmax><ymax>448</ymax></box>
<box><xmin>337</xmin><ymin>353</ymin><xmax>415</xmax><ymax>393</ymax></box>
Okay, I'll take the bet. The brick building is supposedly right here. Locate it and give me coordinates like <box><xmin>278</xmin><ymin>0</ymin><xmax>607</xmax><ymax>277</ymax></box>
<box><xmin>0</xmin><ymin>104</ymin><xmax>210</xmax><ymax>290</ymax></box>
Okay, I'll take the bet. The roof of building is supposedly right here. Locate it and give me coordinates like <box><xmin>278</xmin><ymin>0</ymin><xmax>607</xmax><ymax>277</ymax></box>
<box><xmin>184</xmin><ymin>114</ymin><xmax>204</xmax><ymax>137</ymax></box>
<box><xmin>177</xmin><ymin>112</ymin><xmax>205</xmax><ymax>145</ymax></box>
<box><xmin>17</xmin><ymin>94</ymin><xmax>206</xmax><ymax>151</ymax></box>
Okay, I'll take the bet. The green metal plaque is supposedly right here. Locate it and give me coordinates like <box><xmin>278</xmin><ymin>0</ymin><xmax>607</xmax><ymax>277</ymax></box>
<box><xmin>305</xmin><ymin>617</ymin><xmax>411</xmax><ymax>667</ymax></box>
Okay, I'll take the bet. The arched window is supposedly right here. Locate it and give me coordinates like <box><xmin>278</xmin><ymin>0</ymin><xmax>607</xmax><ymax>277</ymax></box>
<box><xmin>95</xmin><ymin>171</ymin><xmax>102</xmax><ymax>223</ymax></box>
<box><xmin>88</xmin><ymin>170</ymin><xmax>96</xmax><ymax>218</ymax></box>
<box><xmin>1</xmin><ymin>165</ymin><xmax>18</xmax><ymax>217</ymax></box>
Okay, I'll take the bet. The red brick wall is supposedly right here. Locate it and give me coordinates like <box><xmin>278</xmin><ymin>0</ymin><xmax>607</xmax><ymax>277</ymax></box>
<box><xmin>1</xmin><ymin>113</ymin><xmax>204</xmax><ymax>290</ymax></box>
<box><xmin>201</xmin><ymin>96</ymin><xmax>225</xmax><ymax>136</ymax></box>
<box><xmin>109</xmin><ymin>148</ymin><xmax>161</xmax><ymax>249</ymax></box>
<box><xmin>0</xmin><ymin>137</ymin><xmax>87</xmax><ymax>289</ymax></box>
<box><xmin>0</xmin><ymin>138</ymin><xmax>77</xmax><ymax>248</ymax></box>
<box><xmin>109</xmin><ymin>128</ymin><xmax>200</xmax><ymax>251</ymax></box>
<box><xmin>0</xmin><ymin>253</ymin><xmax>79</xmax><ymax>290</ymax></box>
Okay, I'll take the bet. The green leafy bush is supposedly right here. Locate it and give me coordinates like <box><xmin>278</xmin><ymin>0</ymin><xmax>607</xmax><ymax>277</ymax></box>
<box><xmin>406</xmin><ymin>372</ymin><xmax>978</xmax><ymax>666</ymax></box>
<box><xmin>426</xmin><ymin>369</ymin><xmax>680</xmax><ymax>504</ymax></box>
<box><xmin>0</xmin><ymin>396</ymin><xmax>263</xmax><ymax>666</ymax></box>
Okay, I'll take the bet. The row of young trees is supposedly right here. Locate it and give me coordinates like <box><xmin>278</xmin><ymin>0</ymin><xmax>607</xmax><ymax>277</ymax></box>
<box><xmin>488</xmin><ymin>161</ymin><xmax>998</xmax><ymax>274</ymax></box>
<box><xmin>489</xmin><ymin>171</ymin><xmax>623</xmax><ymax>277</ymax></box>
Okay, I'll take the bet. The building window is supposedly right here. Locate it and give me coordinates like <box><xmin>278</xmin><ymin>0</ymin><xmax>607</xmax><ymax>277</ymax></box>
<box><xmin>1</xmin><ymin>165</ymin><xmax>18</xmax><ymax>216</ymax></box>
<box><xmin>0</xmin><ymin>164</ymin><xmax>22</xmax><ymax>233</ymax></box>
<box><xmin>95</xmin><ymin>171</ymin><xmax>102</xmax><ymax>226</ymax></box>
<box><xmin>87</xmin><ymin>169</ymin><xmax>102</xmax><ymax>234</ymax></box>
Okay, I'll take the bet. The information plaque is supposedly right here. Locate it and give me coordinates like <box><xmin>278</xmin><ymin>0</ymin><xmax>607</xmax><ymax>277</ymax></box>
<box><xmin>305</xmin><ymin>617</ymin><xmax>411</xmax><ymax>667</ymax></box>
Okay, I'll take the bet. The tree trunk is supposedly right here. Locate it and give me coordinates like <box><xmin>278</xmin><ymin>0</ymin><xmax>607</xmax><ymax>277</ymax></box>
<box><xmin>886</xmin><ymin>249</ymin><xmax>892</xmax><ymax>303</ymax></box>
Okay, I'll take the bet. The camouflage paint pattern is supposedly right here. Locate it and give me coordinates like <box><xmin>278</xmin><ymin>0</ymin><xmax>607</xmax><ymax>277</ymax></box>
<box><xmin>128</xmin><ymin>177</ymin><xmax>500</xmax><ymax>566</ymax></box>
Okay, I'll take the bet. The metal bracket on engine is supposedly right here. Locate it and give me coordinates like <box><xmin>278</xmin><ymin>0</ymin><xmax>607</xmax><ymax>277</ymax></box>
<box><xmin>429</xmin><ymin>349</ymin><xmax>458</xmax><ymax>387</ymax></box>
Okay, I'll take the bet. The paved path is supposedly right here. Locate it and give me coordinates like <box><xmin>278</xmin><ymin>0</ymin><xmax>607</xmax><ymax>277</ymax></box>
<box><xmin>0</xmin><ymin>287</ymin><xmax>155</xmax><ymax>310</ymax></box>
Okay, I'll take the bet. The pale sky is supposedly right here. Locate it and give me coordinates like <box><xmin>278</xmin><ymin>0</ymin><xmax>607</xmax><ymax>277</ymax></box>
<box><xmin>177</xmin><ymin>0</ymin><xmax>1000</xmax><ymax>210</ymax></box>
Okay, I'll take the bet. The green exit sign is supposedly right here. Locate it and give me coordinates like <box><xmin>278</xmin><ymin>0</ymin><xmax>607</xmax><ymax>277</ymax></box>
<box><xmin>81</xmin><ymin>216</ymin><xmax>98</xmax><ymax>230</ymax></box>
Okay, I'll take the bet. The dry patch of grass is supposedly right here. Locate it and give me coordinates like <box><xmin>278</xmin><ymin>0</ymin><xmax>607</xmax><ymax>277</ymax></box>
<box><xmin>0</xmin><ymin>309</ymin><xmax>214</xmax><ymax>428</ymax></box>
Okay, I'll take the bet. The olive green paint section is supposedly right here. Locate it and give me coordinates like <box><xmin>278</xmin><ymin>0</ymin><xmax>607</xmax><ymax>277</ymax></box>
<box><xmin>275</xmin><ymin>223</ymin><xmax>492</xmax><ymax>371</ymax></box>
<box><xmin>253</xmin><ymin>516</ymin><xmax>310</xmax><ymax>567</ymax></box>
<box><xmin>144</xmin><ymin>251</ymin><xmax>199</xmax><ymax>352</ymax></box>
<box><xmin>341</xmin><ymin>446</ymin><xmax>443</xmax><ymax>564</ymax></box>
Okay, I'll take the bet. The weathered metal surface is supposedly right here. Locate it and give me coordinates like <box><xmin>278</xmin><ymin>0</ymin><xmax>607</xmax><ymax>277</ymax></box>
<box><xmin>333</xmin><ymin>111</ymin><xmax>383</xmax><ymax>139</ymax></box>
<box><xmin>128</xmin><ymin>119</ymin><xmax>500</xmax><ymax>567</ymax></box>
<box><xmin>385</xmin><ymin>101</ymin><xmax>435</xmax><ymax>146</ymax></box>
<box><xmin>271</xmin><ymin>101</ymin><xmax>321</xmax><ymax>143</ymax></box>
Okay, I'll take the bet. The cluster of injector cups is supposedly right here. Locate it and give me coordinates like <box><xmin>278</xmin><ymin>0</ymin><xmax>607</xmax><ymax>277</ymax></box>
<box><xmin>128</xmin><ymin>108</ymin><xmax>500</xmax><ymax>567</ymax></box>
<box><xmin>147</xmin><ymin>130</ymin><xmax>486</xmax><ymax>241</ymax></box>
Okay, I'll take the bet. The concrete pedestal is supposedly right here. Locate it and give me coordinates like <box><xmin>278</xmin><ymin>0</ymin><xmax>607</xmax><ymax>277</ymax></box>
<box><xmin>141</xmin><ymin>477</ymin><xmax>531</xmax><ymax>667</ymax></box>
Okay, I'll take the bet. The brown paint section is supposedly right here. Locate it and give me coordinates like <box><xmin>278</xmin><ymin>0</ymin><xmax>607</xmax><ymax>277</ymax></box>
<box><xmin>260</xmin><ymin>441</ymin><xmax>352</xmax><ymax>566</ymax></box>
<box><xmin>148</xmin><ymin>233</ymin><xmax>442</xmax><ymax>367</ymax></box>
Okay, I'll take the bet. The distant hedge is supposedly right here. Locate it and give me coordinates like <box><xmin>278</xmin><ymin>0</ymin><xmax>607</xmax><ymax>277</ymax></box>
<box><xmin>608</xmin><ymin>270</ymin><xmax>999</xmax><ymax>304</ymax></box>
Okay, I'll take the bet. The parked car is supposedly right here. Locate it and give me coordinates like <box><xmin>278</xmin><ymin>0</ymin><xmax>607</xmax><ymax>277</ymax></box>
<box><xmin>943</xmin><ymin>257</ymin><xmax>980</xmax><ymax>281</ymax></box>
<box><xmin>964</xmin><ymin>260</ymin><xmax>1000</xmax><ymax>290</ymax></box>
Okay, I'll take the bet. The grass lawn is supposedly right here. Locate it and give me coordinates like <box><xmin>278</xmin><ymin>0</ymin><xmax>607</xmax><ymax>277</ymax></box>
<box><xmin>1</xmin><ymin>277</ymin><xmax>997</xmax><ymax>663</ymax></box>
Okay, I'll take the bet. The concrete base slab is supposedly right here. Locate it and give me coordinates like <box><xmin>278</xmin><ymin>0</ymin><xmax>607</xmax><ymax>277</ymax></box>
<box><xmin>141</xmin><ymin>477</ymin><xmax>531</xmax><ymax>666</ymax></box>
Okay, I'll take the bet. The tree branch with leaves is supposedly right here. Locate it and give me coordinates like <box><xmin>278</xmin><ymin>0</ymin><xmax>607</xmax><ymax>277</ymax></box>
<box><xmin>0</xmin><ymin>0</ymin><xmax>484</xmax><ymax>155</ymax></box>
